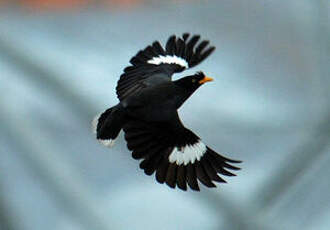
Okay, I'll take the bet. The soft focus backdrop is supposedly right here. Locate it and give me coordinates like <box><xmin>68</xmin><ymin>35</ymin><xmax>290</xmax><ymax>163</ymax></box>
<box><xmin>1</xmin><ymin>1</ymin><xmax>329</xmax><ymax>230</ymax></box>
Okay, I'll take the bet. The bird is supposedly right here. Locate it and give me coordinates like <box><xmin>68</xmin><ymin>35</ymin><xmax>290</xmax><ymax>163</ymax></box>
<box><xmin>92</xmin><ymin>33</ymin><xmax>241</xmax><ymax>191</ymax></box>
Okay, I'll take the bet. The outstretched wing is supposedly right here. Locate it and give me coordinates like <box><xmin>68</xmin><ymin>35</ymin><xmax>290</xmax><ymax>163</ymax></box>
<box><xmin>116</xmin><ymin>33</ymin><xmax>216</xmax><ymax>101</ymax></box>
<box><xmin>122</xmin><ymin>114</ymin><xmax>241</xmax><ymax>191</ymax></box>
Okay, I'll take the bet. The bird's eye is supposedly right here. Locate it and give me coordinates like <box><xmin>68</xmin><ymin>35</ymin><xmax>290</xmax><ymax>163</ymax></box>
<box><xmin>192</xmin><ymin>79</ymin><xmax>196</xmax><ymax>83</ymax></box>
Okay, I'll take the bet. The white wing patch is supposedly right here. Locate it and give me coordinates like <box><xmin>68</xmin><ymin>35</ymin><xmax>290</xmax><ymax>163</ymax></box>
<box><xmin>147</xmin><ymin>55</ymin><xmax>188</xmax><ymax>68</ymax></box>
<box><xmin>169</xmin><ymin>141</ymin><xmax>207</xmax><ymax>165</ymax></box>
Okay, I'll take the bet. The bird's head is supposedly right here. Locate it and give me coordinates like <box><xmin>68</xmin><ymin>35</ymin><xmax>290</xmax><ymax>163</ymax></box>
<box><xmin>175</xmin><ymin>71</ymin><xmax>213</xmax><ymax>92</ymax></box>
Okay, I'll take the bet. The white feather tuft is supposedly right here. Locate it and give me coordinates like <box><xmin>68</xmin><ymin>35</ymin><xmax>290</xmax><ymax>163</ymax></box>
<box><xmin>147</xmin><ymin>55</ymin><xmax>188</xmax><ymax>68</ymax></box>
<box><xmin>168</xmin><ymin>141</ymin><xmax>207</xmax><ymax>165</ymax></box>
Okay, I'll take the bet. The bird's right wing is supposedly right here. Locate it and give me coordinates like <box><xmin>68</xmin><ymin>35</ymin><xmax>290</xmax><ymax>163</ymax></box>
<box><xmin>116</xmin><ymin>33</ymin><xmax>215</xmax><ymax>101</ymax></box>
<box><xmin>122</xmin><ymin>114</ymin><xmax>241</xmax><ymax>191</ymax></box>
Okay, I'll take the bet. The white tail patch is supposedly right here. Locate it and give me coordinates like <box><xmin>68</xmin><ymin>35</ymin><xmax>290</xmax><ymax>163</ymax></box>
<box><xmin>147</xmin><ymin>55</ymin><xmax>188</xmax><ymax>68</ymax></box>
<box><xmin>168</xmin><ymin>141</ymin><xmax>207</xmax><ymax>165</ymax></box>
<box><xmin>92</xmin><ymin>113</ymin><xmax>117</xmax><ymax>148</ymax></box>
<box><xmin>98</xmin><ymin>139</ymin><xmax>116</xmax><ymax>148</ymax></box>
<box><xmin>91</xmin><ymin>113</ymin><xmax>102</xmax><ymax>134</ymax></box>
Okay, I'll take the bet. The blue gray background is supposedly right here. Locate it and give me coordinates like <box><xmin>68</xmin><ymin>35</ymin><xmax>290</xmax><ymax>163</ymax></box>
<box><xmin>1</xmin><ymin>0</ymin><xmax>329</xmax><ymax>229</ymax></box>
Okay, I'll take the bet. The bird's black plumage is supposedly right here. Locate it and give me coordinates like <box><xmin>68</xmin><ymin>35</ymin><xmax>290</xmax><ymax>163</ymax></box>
<box><xmin>93</xmin><ymin>33</ymin><xmax>241</xmax><ymax>191</ymax></box>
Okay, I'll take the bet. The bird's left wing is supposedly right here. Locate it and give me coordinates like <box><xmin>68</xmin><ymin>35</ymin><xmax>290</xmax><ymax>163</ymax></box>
<box><xmin>116</xmin><ymin>33</ymin><xmax>215</xmax><ymax>101</ymax></box>
<box><xmin>122</xmin><ymin>113</ymin><xmax>240</xmax><ymax>191</ymax></box>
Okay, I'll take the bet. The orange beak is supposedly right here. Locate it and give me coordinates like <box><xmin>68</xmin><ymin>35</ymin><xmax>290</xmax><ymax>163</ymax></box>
<box><xmin>199</xmin><ymin>76</ymin><xmax>214</xmax><ymax>84</ymax></box>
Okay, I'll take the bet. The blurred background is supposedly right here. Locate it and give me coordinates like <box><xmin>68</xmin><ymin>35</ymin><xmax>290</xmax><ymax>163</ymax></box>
<box><xmin>1</xmin><ymin>0</ymin><xmax>329</xmax><ymax>229</ymax></box>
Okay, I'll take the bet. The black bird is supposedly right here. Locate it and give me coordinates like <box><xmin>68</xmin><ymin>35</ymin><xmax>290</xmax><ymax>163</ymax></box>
<box><xmin>93</xmin><ymin>33</ymin><xmax>241</xmax><ymax>191</ymax></box>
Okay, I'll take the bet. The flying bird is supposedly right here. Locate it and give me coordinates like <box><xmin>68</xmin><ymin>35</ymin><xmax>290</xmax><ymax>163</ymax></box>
<box><xmin>93</xmin><ymin>33</ymin><xmax>241</xmax><ymax>191</ymax></box>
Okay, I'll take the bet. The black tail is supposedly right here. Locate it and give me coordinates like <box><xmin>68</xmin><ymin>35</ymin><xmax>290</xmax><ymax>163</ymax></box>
<box><xmin>92</xmin><ymin>104</ymin><xmax>125</xmax><ymax>147</ymax></box>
